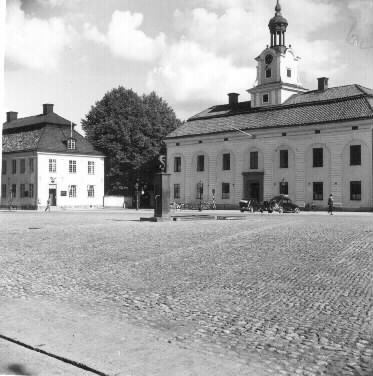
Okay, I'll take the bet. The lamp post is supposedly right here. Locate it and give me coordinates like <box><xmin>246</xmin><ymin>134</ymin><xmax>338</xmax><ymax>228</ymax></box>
<box><xmin>135</xmin><ymin>181</ymin><xmax>139</xmax><ymax>211</ymax></box>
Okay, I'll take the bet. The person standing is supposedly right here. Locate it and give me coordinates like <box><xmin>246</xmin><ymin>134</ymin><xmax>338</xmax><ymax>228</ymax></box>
<box><xmin>328</xmin><ymin>194</ymin><xmax>334</xmax><ymax>215</ymax></box>
<box><xmin>45</xmin><ymin>198</ymin><xmax>50</xmax><ymax>212</ymax></box>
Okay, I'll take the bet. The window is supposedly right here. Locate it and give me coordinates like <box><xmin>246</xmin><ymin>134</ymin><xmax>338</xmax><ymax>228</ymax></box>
<box><xmin>69</xmin><ymin>185</ymin><xmax>77</xmax><ymax>198</ymax></box>
<box><xmin>20</xmin><ymin>159</ymin><xmax>25</xmax><ymax>174</ymax></box>
<box><xmin>222</xmin><ymin>183</ymin><xmax>230</xmax><ymax>199</ymax></box>
<box><xmin>250</xmin><ymin>151</ymin><xmax>258</xmax><ymax>169</ymax></box>
<box><xmin>315</xmin><ymin>130</ymin><xmax>320</xmax><ymax>134</ymax></box>
<box><xmin>1</xmin><ymin>184</ymin><xmax>6</xmax><ymax>199</ymax></box>
<box><xmin>20</xmin><ymin>184</ymin><xmax>26</xmax><ymax>198</ymax></box>
<box><xmin>49</xmin><ymin>159</ymin><xmax>56</xmax><ymax>173</ymax></box>
<box><xmin>313</xmin><ymin>182</ymin><xmax>323</xmax><ymax>201</ymax></box>
<box><xmin>88</xmin><ymin>161</ymin><xmax>95</xmax><ymax>175</ymax></box>
<box><xmin>196</xmin><ymin>182</ymin><xmax>203</xmax><ymax>199</ymax></box>
<box><xmin>12</xmin><ymin>160</ymin><xmax>17</xmax><ymax>174</ymax></box>
<box><xmin>222</xmin><ymin>153</ymin><xmax>230</xmax><ymax>170</ymax></box>
<box><xmin>350</xmin><ymin>145</ymin><xmax>361</xmax><ymax>166</ymax></box>
<box><xmin>2</xmin><ymin>160</ymin><xmax>6</xmax><ymax>175</ymax></box>
<box><xmin>279</xmin><ymin>181</ymin><xmax>288</xmax><ymax>195</ymax></box>
<box><xmin>282</xmin><ymin>132</ymin><xmax>287</xmax><ymax>137</ymax></box>
<box><xmin>352</xmin><ymin>126</ymin><xmax>358</xmax><ymax>130</ymax></box>
<box><xmin>174</xmin><ymin>184</ymin><xmax>180</xmax><ymax>199</ymax></box>
<box><xmin>29</xmin><ymin>158</ymin><xmax>34</xmax><ymax>173</ymax></box>
<box><xmin>350</xmin><ymin>181</ymin><xmax>361</xmax><ymax>200</ymax></box>
<box><xmin>265</xmin><ymin>68</ymin><xmax>272</xmax><ymax>78</ymax></box>
<box><xmin>197</xmin><ymin>155</ymin><xmax>205</xmax><ymax>172</ymax></box>
<box><xmin>69</xmin><ymin>160</ymin><xmax>76</xmax><ymax>173</ymax></box>
<box><xmin>87</xmin><ymin>185</ymin><xmax>95</xmax><ymax>197</ymax></box>
<box><xmin>11</xmin><ymin>184</ymin><xmax>16</xmax><ymax>198</ymax></box>
<box><xmin>174</xmin><ymin>157</ymin><xmax>181</xmax><ymax>172</ymax></box>
<box><xmin>280</xmin><ymin>150</ymin><xmax>288</xmax><ymax>168</ymax></box>
<box><xmin>287</xmin><ymin>68</ymin><xmax>292</xmax><ymax>77</ymax></box>
<box><xmin>313</xmin><ymin>148</ymin><xmax>323</xmax><ymax>167</ymax></box>
<box><xmin>67</xmin><ymin>138</ymin><xmax>76</xmax><ymax>150</ymax></box>
<box><xmin>262</xmin><ymin>94</ymin><xmax>269</xmax><ymax>103</ymax></box>
<box><xmin>29</xmin><ymin>184</ymin><xmax>34</xmax><ymax>198</ymax></box>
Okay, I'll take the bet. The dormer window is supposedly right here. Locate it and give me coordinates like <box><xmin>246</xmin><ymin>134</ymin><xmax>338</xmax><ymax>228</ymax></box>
<box><xmin>67</xmin><ymin>138</ymin><xmax>76</xmax><ymax>150</ymax></box>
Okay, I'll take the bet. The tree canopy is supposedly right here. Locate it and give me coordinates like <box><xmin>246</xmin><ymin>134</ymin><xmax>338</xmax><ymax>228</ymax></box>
<box><xmin>81</xmin><ymin>87</ymin><xmax>181</xmax><ymax>194</ymax></box>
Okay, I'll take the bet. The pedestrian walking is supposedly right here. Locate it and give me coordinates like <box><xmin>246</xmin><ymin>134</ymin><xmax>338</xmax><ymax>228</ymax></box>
<box><xmin>45</xmin><ymin>198</ymin><xmax>50</xmax><ymax>212</ymax></box>
<box><xmin>327</xmin><ymin>194</ymin><xmax>334</xmax><ymax>215</ymax></box>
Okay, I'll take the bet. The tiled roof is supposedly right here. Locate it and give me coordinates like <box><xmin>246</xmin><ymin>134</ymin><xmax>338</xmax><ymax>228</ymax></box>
<box><xmin>35</xmin><ymin>125</ymin><xmax>104</xmax><ymax>155</ymax></box>
<box><xmin>2</xmin><ymin>111</ymin><xmax>104</xmax><ymax>156</ymax></box>
<box><xmin>283</xmin><ymin>84</ymin><xmax>372</xmax><ymax>105</ymax></box>
<box><xmin>3</xmin><ymin>129</ymin><xmax>43</xmax><ymax>153</ymax></box>
<box><xmin>167</xmin><ymin>84</ymin><xmax>373</xmax><ymax>139</ymax></box>
<box><xmin>3</xmin><ymin>112</ymin><xmax>73</xmax><ymax>131</ymax></box>
<box><xmin>189</xmin><ymin>101</ymin><xmax>251</xmax><ymax>120</ymax></box>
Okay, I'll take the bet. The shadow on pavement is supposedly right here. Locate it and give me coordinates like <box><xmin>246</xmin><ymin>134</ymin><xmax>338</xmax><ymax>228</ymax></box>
<box><xmin>7</xmin><ymin>363</ymin><xmax>34</xmax><ymax>375</ymax></box>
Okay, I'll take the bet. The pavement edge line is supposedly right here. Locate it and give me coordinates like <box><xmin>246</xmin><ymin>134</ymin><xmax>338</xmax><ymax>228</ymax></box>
<box><xmin>0</xmin><ymin>334</ymin><xmax>110</xmax><ymax>376</ymax></box>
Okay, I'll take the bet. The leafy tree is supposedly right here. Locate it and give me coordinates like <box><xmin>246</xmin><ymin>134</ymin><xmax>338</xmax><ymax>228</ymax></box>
<box><xmin>82</xmin><ymin>87</ymin><xmax>181</xmax><ymax>194</ymax></box>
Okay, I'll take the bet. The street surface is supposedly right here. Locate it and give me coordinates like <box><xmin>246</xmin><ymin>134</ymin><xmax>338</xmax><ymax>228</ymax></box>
<box><xmin>0</xmin><ymin>210</ymin><xmax>372</xmax><ymax>375</ymax></box>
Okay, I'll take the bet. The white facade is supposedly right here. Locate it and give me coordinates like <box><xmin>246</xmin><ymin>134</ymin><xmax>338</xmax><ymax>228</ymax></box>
<box><xmin>1</xmin><ymin>152</ymin><xmax>104</xmax><ymax>209</ymax></box>
<box><xmin>166</xmin><ymin>120</ymin><xmax>373</xmax><ymax>210</ymax></box>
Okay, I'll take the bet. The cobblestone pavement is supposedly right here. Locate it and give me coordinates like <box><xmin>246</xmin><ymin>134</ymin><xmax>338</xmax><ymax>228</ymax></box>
<box><xmin>1</xmin><ymin>211</ymin><xmax>373</xmax><ymax>375</ymax></box>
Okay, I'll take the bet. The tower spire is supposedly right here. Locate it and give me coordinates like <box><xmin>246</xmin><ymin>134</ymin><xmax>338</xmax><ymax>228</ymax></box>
<box><xmin>275</xmin><ymin>0</ymin><xmax>281</xmax><ymax>14</ymax></box>
<box><xmin>268</xmin><ymin>0</ymin><xmax>288</xmax><ymax>48</ymax></box>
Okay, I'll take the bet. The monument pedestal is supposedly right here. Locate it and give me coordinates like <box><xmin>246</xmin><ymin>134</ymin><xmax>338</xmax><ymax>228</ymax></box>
<box><xmin>140</xmin><ymin>172</ymin><xmax>171</xmax><ymax>222</ymax></box>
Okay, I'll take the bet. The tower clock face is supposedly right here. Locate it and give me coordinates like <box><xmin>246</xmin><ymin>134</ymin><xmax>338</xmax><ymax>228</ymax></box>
<box><xmin>265</xmin><ymin>54</ymin><xmax>273</xmax><ymax>65</ymax></box>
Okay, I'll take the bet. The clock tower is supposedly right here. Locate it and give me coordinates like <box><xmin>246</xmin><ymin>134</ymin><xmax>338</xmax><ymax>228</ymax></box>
<box><xmin>248</xmin><ymin>0</ymin><xmax>308</xmax><ymax>108</ymax></box>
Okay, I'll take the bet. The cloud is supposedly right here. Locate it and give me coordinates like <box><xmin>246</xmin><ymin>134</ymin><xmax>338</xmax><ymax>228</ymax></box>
<box><xmin>83</xmin><ymin>11</ymin><xmax>166</xmax><ymax>62</ymax></box>
<box><xmin>174</xmin><ymin>1</ymin><xmax>339</xmax><ymax>64</ymax></box>
<box><xmin>147</xmin><ymin>39</ymin><xmax>254</xmax><ymax>104</ymax></box>
<box><xmin>35</xmin><ymin>0</ymin><xmax>84</xmax><ymax>8</ymax></box>
<box><xmin>147</xmin><ymin>0</ymin><xmax>345</xmax><ymax>109</ymax></box>
<box><xmin>6</xmin><ymin>0</ymin><xmax>73</xmax><ymax>70</ymax></box>
<box><xmin>294</xmin><ymin>39</ymin><xmax>344</xmax><ymax>87</ymax></box>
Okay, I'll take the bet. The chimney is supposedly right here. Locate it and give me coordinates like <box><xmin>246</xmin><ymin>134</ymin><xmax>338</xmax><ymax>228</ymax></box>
<box><xmin>6</xmin><ymin>111</ymin><xmax>18</xmax><ymax>122</ymax></box>
<box><xmin>43</xmin><ymin>103</ymin><xmax>54</xmax><ymax>115</ymax></box>
<box><xmin>317</xmin><ymin>77</ymin><xmax>329</xmax><ymax>91</ymax></box>
<box><xmin>228</xmin><ymin>93</ymin><xmax>240</xmax><ymax>106</ymax></box>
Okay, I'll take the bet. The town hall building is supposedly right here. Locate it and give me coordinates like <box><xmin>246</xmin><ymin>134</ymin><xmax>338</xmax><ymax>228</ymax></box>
<box><xmin>165</xmin><ymin>0</ymin><xmax>373</xmax><ymax>210</ymax></box>
<box><xmin>1</xmin><ymin>104</ymin><xmax>105</xmax><ymax>209</ymax></box>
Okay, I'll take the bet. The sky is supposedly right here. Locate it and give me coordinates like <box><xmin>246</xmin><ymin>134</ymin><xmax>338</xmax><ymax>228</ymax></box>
<box><xmin>4</xmin><ymin>0</ymin><xmax>373</xmax><ymax>130</ymax></box>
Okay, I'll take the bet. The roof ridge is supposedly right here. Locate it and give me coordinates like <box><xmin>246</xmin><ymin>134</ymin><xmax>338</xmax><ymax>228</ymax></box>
<box><xmin>355</xmin><ymin>84</ymin><xmax>373</xmax><ymax>96</ymax></box>
<box><xmin>188</xmin><ymin>95</ymin><xmax>366</xmax><ymax>122</ymax></box>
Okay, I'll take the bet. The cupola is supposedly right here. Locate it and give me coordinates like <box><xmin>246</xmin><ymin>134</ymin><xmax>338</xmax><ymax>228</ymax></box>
<box><xmin>268</xmin><ymin>0</ymin><xmax>288</xmax><ymax>48</ymax></box>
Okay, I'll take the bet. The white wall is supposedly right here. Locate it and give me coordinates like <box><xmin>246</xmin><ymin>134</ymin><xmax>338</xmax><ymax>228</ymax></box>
<box><xmin>37</xmin><ymin>153</ymin><xmax>104</xmax><ymax>208</ymax></box>
<box><xmin>166</xmin><ymin>119</ymin><xmax>373</xmax><ymax>210</ymax></box>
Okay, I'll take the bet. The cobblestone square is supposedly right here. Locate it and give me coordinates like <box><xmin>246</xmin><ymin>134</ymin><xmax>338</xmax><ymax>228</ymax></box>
<box><xmin>1</xmin><ymin>211</ymin><xmax>372</xmax><ymax>375</ymax></box>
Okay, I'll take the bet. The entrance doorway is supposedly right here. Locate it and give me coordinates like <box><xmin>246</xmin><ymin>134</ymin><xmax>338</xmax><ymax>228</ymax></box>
<box><xmin>249</xmin><ymin>182</ymin><xmax>260</xmax><ymax>201</ymax></box>
<box><xmin>242</xmin><ymin>172</ymin><xmax>264</xmax><ymax>202</ymax></box>
<box><xmin>49</xmin><ymin>188</ymin><xmax>57</xmax><ymax>206</ymax></box>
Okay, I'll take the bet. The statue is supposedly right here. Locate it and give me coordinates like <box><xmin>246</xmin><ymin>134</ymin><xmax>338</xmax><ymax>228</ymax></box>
<box><xmin>158</xmin><ymin>155</ymin><xmax>166</xmax><ymax>172</ymax></box>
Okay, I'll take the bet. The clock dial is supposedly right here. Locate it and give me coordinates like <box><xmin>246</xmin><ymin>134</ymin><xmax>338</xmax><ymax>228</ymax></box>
<box><xmin>265</xmin><ymin>54</ymin><xmax>273</xmax><ymax>65</ymax></box>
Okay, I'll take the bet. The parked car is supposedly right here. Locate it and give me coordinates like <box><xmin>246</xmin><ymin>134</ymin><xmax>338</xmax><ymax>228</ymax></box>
<box><xmin>239</xmin><ymin>195</ymin><xmax>300</xmax><ymax>213</ymax></box>
<box><xmin>239</xmin><ymin>199</ymin><xmax>270</xmax><ymax>213</ymax></box>
<box><xmin>268</xmin><ymin>195</ymin><xmax>300</xmax><ymax>213</ymax></box>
